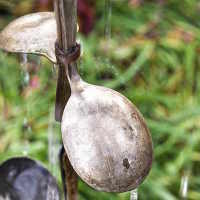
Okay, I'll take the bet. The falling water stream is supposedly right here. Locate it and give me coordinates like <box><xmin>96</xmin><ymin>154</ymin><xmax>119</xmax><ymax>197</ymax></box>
<box><xmin>21</xmin><ymin>55</ymin><xmax>60</xmax><ymax>198</ymax></box>
<box><xmin>47</xmin><ymin>65</ymin><xmax>62</xmax><ymax>200</ymax></box>
<box><xmin>53</xmin><ymin>64</ymin><xmax>57</xmax><ymax>77</ymax></box>
<box><xmin>104</xmin><ymin>0</ymin><xmax>112</xmax><ymax>40</ymax></box>
<box><xmin>48</xmin><ymin>63</ymin><xmax>60</xmax><ymax>178</ymax></box>
<box><xmin>48</xmin><ymin>108</ymin><xmax>60</xmax><ymax>177</ymax></box>
<box><xmin>20</xmin><ymin>53</ymin><xmax>31</xmax><ymax>156</ymax></box>
<box><xmin>20</xmin><ymin>53</ymin><xmax>29</xmax><ymax>87</ymax></box>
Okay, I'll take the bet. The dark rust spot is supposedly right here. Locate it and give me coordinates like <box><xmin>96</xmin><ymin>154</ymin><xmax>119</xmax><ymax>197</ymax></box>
<box><xmin>131</xmin><ymin>112</ymin><xmax>138</xmax><ymax>120</ymax></box>
<box><xmin>123</xmin><ymin>158</ymin><xmax>130</xmax><ymax>169</ymax></box>
<box><xmin>128</xmin><ymin>125</ymin><xmax>133</xmax><ymax>131</ymax></box>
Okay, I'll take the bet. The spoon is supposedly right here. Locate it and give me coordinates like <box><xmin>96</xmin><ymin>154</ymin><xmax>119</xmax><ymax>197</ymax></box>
<box><xmin>0</xmin><ymin>11</ymin><xmax>78</xmax><ymax>122</ymax></box>
<box><xmin>56</xmin><ymin>43</ymin><xmax>153</xmax><ymax>193</ymax></box>
<box><xmin>0</xmin><ymin>181</ymin><xmax>20</xmax><ymax>200</ymax></box>
<box><xmin>0</xmin><ymin>12</ymin><xmax>79</xmax><ymax>63</ymax></box>
<box><xmin>0</xmin><ymin>12</ymin><xmax>57</xmax><ymax>63</ymax></box>
<box><xmin>0</xmin><ymin>157</ymin><xmax>60</xmax><ymax>200</ymax></box>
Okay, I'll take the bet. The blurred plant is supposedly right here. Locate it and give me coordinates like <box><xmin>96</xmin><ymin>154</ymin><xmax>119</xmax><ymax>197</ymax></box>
<box><xmin>33</xmin><ymin>0</ymin><xmax>54</xmax><ymax>12</ymax></box>
<box><xmin>78</xmin><ymin>0</ymin><xmax>96</xmax><ymax>35</ymax></box>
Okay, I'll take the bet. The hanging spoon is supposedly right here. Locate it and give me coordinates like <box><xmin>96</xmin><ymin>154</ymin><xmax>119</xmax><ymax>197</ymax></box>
<box><xmin>0</xmin><ymin>157</ymin><xmax>60</xmax><ymax>200</ymax></box>
<box><xmin>0</xmin><ymin>12</ymin><xmax>57</xmax><ymax>63</ymax></box>
<box><xmin>56</xmin><ymin>42</ymin><xmax>153</xmax><ymax>193</ymax></box>
<box><xmin>0</xmin><ymin>12</ymin><xmax>79</xmax><ymax>122</ymax></box>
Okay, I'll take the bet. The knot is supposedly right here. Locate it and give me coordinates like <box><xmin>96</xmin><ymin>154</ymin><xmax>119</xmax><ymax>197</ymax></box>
<box><xmin>55</xmin><ymin>42</ymin><xmax>81</xmax><ymax>66</ymax></box>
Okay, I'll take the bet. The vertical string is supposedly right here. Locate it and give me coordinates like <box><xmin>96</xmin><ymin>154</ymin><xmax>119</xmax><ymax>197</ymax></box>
<box><xmin>104</xmin><ymin>0</ymin><xmax>112</xmax><ymax>40</ymax></box>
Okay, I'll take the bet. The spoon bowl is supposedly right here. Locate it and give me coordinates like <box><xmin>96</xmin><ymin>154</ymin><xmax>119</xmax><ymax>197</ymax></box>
<box><xmin>61</xmin><ymin>79</ymin><xmax>153</xmax><ymax>192</ymax></box>
<box><xmin>0</xmin><ymin>157</ymin><xmax>60</xmax><ymax>200</ymax></box>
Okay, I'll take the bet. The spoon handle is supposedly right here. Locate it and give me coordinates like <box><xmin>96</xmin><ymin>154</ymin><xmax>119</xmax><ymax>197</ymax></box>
<box><xmin>55</xmin><ymin>66</ymin><xmax>71</xmax><ymax>122</ymax></box>
<box><xmin>59</xmin><ymin>146</ymin><xmax>78</xmax><ymax>200</ymax></box>
<box><xmin>54</xmin><ymin>0</ymin><xmax>78</xmax><ymax>122</ymax></box>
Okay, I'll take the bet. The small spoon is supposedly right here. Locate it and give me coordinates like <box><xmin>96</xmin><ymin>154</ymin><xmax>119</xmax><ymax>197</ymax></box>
<box><xmin>0</xmin><ymin>12</ymin><xmax>78</xmax><ymax>122</ymax></box>
<box><xmin>0</xmin><ymin>157</ymin><xmax>60</xmax><ymax>200</ymax></box>
<box><xmin>0</xmin><ymin>12</ymin><xmax>79</xmax><ymax>63</ymax></box>
<box><xmin>56</xmin><ymin>43</ymin><xmax>153</xmax><ymax>193</ymax></box>
<box><xmin>0</xmin><ymin>12</ymin><xmax>57</xmax><ymax>63</ymax></box>
<box><xmin>0</xmin><ymin>181</ymin><xmax>20</xmax><ymax>200</ymax></box>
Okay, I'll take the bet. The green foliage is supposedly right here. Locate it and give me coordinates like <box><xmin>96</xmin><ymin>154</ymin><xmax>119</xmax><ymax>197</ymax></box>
<box><xmin>0</xmin><ymin>0</ymin><xmax>200</xmax><ymax>199</ymax></box>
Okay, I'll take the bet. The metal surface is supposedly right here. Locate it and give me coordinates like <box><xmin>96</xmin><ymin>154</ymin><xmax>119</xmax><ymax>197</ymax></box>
<box><xmin>0</xmin><ymin>12</ymin><xmax>57</xmax><ymax>63</ymax></box>
<box><xmin>0</xmin><ymin>11</ymin><xmax>79</xmax><ymax>64</ymax></box>
<box><xmin>0</xmin><ymin>157</ymin><xmax>60</xmax><ymax>200</ymax></box>
<box><xmin>61</xmin><ymin>82</ymin><xmax>153</xmax><ymax>192</ymax></box>
<box><xmin>59</xmin><ymin>146</ymin><xmax>78</xmax><ymax>200</ymax></box>
<box><xmin>58</xmin><ymin>46</ymin><xmax>153</xmax><ymax>192</ymax></box>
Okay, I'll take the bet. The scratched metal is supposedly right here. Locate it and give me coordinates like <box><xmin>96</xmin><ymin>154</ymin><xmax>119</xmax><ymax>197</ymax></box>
<box><xmin>61</xmin><ymin>78</ymin><xmax>153</xmax><ymax>192</ymax></box>
<box><xmin>0</xmin><ymin>12</ymin><xmax>57</xmax><ymax>63</ymax></box>
<box><xmin>0</xmin><ymin>157</ymin><xmax>60</xmax><ymax>200</ymax></box>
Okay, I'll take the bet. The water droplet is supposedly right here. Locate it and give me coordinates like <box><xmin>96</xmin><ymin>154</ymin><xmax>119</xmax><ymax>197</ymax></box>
<box><xmin>22</xmin><ymin>150</ymin><xmax>28</xmax><ymax>156</ymax></box>
<box><xmin>24</xmin><ymin>72</ymin><xmax>30</xmax><ymax>85</ymax></box>
<box><xmin>180</xmin><ymin>171</ymin><xmax>189</xmax><ymax>199</ymax></box>
<box><xmin>77</xmin><ymin>39</ymin><xmax>84</xmax><ymax>57</ymax></box>
<box><xmin>47</xmin><ymin>184</ymin><xmax>60</xmax><ymax>200</ymax></box>
<box><xmin>20</xmin><ymin>53</ymin><xmax>30</xmax><ymax>87</ymax></box>
<box><xmin>20</xmin><ymin>53</ymin><xmax>28</xmax><ymax>66</ymax></box>
<box><xmin>22</xmin><ymin>117</ymin><xmax>31</xmax><ymax>156</ymax></box>
<box><xmin>52</xmin><ymin>64</ymin><xmax>57</xmax><ymax>78</ymax></box>
<box><xmin>130</xmin><ymin>189</ymin><xmax>138</xmax><ymax>200</ymax></box>
<box><xmin>36</xmin><ymin>56</ymin><xmax>41</xmax><ymax>67</ymax></box>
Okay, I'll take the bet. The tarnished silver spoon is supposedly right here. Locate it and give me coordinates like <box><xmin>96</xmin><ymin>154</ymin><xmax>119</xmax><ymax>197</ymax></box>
<box><xmin>56</xmin><ymin>43</ymin><xmax>153</xmax><ymax>193</ymax></box>
<box><xmin>0</xmin><ymin>12</ymin><xmax>78</xmax><ymax>64</ymax></box>
<box><xmin>0</xmin><ymin>157</ymin><xmax>60</xmax><ymax>200</ymax></box>
<box><xmin>0</xmin><ymin>12</ymin><xmax>57</xmax><ymax>63</ymax></box>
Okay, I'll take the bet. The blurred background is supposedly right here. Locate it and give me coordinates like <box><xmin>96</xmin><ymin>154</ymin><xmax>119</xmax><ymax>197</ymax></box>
<box><xmin>0</xmin><ymin>0</ymin><xmax>200</xmax><ymax>199</ymax></box>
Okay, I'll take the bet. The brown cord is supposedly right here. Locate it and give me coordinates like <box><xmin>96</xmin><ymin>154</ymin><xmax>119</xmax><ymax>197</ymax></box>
<box><xmin>55</xmin><ymin>42</ymin><xmax>81</xmax><ymax>66</ymax></box>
